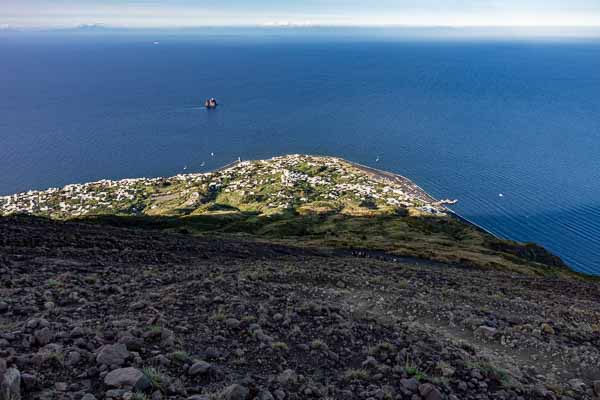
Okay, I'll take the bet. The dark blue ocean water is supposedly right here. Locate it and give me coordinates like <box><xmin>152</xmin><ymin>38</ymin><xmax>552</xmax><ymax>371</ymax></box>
<box><xmin>1</xmin><ymin>31</ymin><xmax>600</xmax><ymax>274</ymax></box>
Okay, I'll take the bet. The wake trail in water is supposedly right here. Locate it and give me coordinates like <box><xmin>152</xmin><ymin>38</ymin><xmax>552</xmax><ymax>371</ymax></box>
<box><xmin>175</xmin><ymin>106</ymin><xmax>207</xmax><ymax>112</ymax></box>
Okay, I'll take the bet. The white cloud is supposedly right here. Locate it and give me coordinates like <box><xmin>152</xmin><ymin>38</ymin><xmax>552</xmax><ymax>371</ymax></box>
<box><xmin>2</xmin><ymin>0</ymin><xmax>600</xmax><ymax>28</ymax></box>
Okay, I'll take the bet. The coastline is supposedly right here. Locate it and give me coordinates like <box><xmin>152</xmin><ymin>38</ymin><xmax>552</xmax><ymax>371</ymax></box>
<box><xmin>322</xmin><ymin>157</ymin><xmax>501</xmax><ymax>239</ymax></box>
<box><xmin>210</xmin><ymin>156</ymin><xmax>500</xmax><ymax>240</ymax></box>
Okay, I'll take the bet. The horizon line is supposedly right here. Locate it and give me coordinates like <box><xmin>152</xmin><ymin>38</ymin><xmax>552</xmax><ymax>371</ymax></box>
<box><xmin>4</xmin><ymin>23</ymin><xmax>600</xmax><ymax>30</ymax></box>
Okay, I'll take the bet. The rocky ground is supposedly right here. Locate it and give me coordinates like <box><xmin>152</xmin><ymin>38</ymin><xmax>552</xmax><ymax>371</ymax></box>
<box><xmin>2</xmin><ymin>216</ymin><xmax>600</xmax><ymax>400</ymax></box>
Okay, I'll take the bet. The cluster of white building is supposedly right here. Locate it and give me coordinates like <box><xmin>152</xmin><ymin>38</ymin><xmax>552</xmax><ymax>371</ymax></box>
<box><xmin>0</xmin><ymin>155</ymin><xmax>447</xmax><ymax>218</ymax></box>
<box><xmin>0</xmin><ymin>176</ymin><xmax>165</xmax><ymax>217</ymax></box>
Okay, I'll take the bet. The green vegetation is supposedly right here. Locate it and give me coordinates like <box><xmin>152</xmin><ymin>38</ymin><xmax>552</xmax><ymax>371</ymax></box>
<box><xmin>406</xmin><ymin>366</ymin><xmax>428</xmax><ymax>382</ymax></box>
<box><xmin>468</xmin><ymin>361</ymin><xmax>512</xmax><ymax>387</ymax></box>
<box><xmin>142</xmin><ymin>367</ymin><xmax>168</xmax><ymax>392</ymax></box>
<box><xmin>73</xmin><ymin>210</ymin><xmax>572</xmax><ymax>277</ymax></box>
<box><xmin>211</xmin><ymin>307</ymin><xmax>229</xmax><ymax>322</ymax></box>
<box><xmin>310</xmin><ymin>339</ymin><xmax>328</xmax><ymax>350</ymax></box>
<box><xmin>169</xmin><ymin>351</ymin><xmax>190</xmax><ymax>363</ymax></box>
<box><xmin>46</xmin><ymin>279</ymin><xmax>61</xmax><ymax>288</ymax></box>
<box><xmin>270</xmin><ymin>341</ymin><xmax>289</xmax><ymax>351</ymax></box>
<box><xmin>368</xmin><ymin>341</ymin><xmax>396</xmax><ymax>357</ymax></box>
<box><xmin>343</xmin><ymin>368</ymin><xmax>370</xmax><ymax>381</ymax></box>
<box><xmin>404</xmin><ymin>354</ymin><xmax>429</xmax><ymax>381</ymax></box>
<box><xmin>46</xmin><ymin>351</ymin><xmax>65</xmax><ymax>367</ymax></box>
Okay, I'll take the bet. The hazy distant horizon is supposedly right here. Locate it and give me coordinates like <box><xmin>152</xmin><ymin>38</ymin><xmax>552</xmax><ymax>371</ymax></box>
<box><xmin>3</xmin><ymin>25</ymin><xmax>600</xmax><ymax>41</ymax></box>
<box><xmin>3</xmin><ymin>0</ymin><xmax>600</xmax><ymax>30</ymax></box>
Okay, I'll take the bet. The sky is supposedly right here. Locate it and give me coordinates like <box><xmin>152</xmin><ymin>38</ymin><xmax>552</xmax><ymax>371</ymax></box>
<box><xmin>2</xmin><ymin>0</ymin><xmax>600</xmax><ymax>29</ymax></box>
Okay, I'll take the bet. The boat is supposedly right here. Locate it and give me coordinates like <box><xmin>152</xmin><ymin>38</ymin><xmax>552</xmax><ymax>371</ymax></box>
<box><xmin>436</xmin><ymin>199</ymin><xmax>459</xmax><ymax>205</ymax></box>
<box><xmin>204</xmin><ymin>98</ymin><xmax>218</xmax><ymax>109</ymax></box>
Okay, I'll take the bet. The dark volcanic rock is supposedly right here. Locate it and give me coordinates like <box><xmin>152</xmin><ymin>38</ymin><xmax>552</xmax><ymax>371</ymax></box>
<box><xmin>103</xmin><ymin>367</ymin><xmax>144</xmax><ymax>388</ymax></box>
<box><xmin>188</xmin><ymin>361</ymin><xmax>211</xmax><ymax>376</ymax></box>
<box><xmin>0</xmin><ymin>216</ymin><xmax>599</xmax><ymax>400</ymax></box>
<box><xmin>0</xmin><ymin>367</ymin><xmax>21</xmax><ymax>400</ymax></box>
<box><xmin>96</xmin><ymin>344</ymin><xmax>129</xmax><ymax>366</ymax></box>
<box><xmin>220</xmin><ymin>384</ymin><xmax>249</xmax><ymax>400</ymax></box>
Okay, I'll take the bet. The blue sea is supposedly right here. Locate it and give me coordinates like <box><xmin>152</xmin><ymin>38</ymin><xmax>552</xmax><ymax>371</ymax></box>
<box><xmin>1</xmin><ymin>29</ymin><xmax>600</xmax><ymax>274</ymax></box>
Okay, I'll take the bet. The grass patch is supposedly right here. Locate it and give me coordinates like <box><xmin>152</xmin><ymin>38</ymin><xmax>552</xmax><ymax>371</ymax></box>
<box><xmin>368</xmin><ymin>341</ymin><xmax>396</xmax><ymax>358</ymax></box>
<box><xmin>343</xmin><ymin>369</ymin><xmax>369</xmax><ymax>381</ymax></box>
<box><xmin>270</xmin><ymin>342</ymin><xmax>289</xmax><ymax>351</ymax></box>
<box><xmin>310</xmin><ymin>339</ymin><xmax>328</xmax><ymax>350</ymax></box>
<box><xmin>142</xmin><ymin>367</ymin><xmax>168</xmax><ymax>392</ymax></box>
<box><xmin>468</xmin><ymin>362</ymin><xmax>511</xmax><ymax>387</ymax></box>
<box><xmin>47</xmin><ymin>279</ymin><xmax>61</xmax><ymax>288</ymax></box>
<box><xmin>404</xmin><ymin>354</ymin><xmax>428</xmax><ymax>381</ymax></box>
<box><xmin>169</xmin><ymin>351</ymin><xmax>190</xmax><ymax>363</ymax></box>
<box><xmin>131</xmin><ymin>393</ymin><xmax>148</xmax><ymax>400</ymax></box>
<box><xmin>148</xmin><ymin>325</ymin><xmax>163</xmax><ymax>336</ymax></box>
<box><xmin>46</xmin><ymin>351</ymin><xmax>65</xmax><ymax>366</ymax></box>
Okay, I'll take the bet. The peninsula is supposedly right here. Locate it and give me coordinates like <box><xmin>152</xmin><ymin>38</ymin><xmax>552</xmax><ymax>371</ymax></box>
<box><xmin>1</xmin><ymin>155</ymin><xmax>599</xmax><ymax>400</ymax></box>
<box><xmin>0</xmin><ymin>155</ymin><xmax>564</xmax><ymax>274</ymax></box>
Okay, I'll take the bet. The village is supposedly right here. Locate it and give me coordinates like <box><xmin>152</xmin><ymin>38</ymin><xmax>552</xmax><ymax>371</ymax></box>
<box><xmin>0</xmin><ymin>155</ymin><xmax>449</xmax><ymax>219</ymax></box>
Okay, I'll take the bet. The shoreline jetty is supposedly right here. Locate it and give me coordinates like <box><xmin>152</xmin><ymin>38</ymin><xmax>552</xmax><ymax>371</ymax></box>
<box><xmin>340</xmin><ymin>159</ymin><xmax>498</xmax><ymax>237</ymax></box>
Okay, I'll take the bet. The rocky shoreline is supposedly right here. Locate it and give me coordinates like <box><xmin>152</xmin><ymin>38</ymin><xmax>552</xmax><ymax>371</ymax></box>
<box><xmin>340</xmin><ymin>159</ymin><xmax>497</xmax><ymax>239</ymax></box>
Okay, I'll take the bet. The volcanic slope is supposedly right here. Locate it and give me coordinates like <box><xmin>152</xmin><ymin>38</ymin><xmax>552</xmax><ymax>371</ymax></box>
<box><xmin>1</xmin><ymin>215</ymin><xmax>600</xmax><ymax>400</ymax></box>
